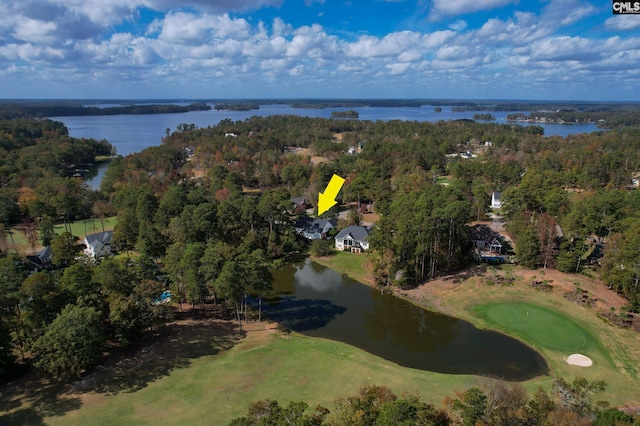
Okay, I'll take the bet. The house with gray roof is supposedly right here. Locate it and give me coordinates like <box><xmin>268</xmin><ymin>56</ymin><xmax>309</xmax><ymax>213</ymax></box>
<box><xmin>335</xmin><ymin>225</ymin><xmax>371</xmax><ymax>253</ymax></box>
<box><xmin>26</xmin><ymin>246</ymin><xmax>52</xmax><ymax>271</ymax></box>
<box><xmin>295</xmin><ymin>216</ymin><xmax>338</xmax><ymax>240</ymax></box>
<box><xmin>290</xmin><ymin>196</ymin><xmax>308</xmax><ymax>214</ymax></box>
<box><xmin>83</xmin><ymin>230</ymin><xmax>113</xmax><ymax>259</ymax></box>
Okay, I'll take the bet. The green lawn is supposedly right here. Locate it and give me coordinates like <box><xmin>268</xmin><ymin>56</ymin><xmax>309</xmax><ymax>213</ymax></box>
<box><xmin>40</xmin><ymin>330</ymin><xmax>480</xmax><ymax>426</ymax></box>
<box><xmin>8</xmin><ymin>216</ymin><xmax>117</xmax><ymax>253</ymax></box>
<box><xmin>311</xmin><ymin>251</ymin><xmax>371</xmax><ymax>284</ymax></box>
<box><xmin>53</xmin><ymin>217</ymin><xmax>117</xmax><ymax>238</ymax></box>
<box><xmin>474</xmin><ymin>303</ymin><xmax>599</xmax><ymax>353</ymax></box>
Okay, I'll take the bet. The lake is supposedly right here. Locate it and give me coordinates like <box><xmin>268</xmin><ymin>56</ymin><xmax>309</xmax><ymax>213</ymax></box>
<box><xmin>53</xmin><ymin>104</ymin><xmax>600</xmax><ymax>157</ymax></box>
<box><xmin>51</xmin><ymin>104</ymin><xmax>599</xmax><ymax>189</ymax></box>
<box><xmin>258</xmin><ymin>258</ymin><xmax>547</xmax><ymax>381</ymax></box>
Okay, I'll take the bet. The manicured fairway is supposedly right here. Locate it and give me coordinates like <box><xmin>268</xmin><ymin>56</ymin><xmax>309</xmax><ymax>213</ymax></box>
<box><xmin>8</xmin><ymin>216</ymin><xmax>117</xmax><ymax>253</ymax></box>
<box><xmin>473</xmin><ymin>302</ymin><xmax>597</xmax><ymax>352</ymax></box>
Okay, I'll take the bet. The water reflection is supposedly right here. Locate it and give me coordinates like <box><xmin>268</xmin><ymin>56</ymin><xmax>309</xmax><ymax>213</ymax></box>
<box><xmin>257</xmin><ymin>258</ymin><xmax>547</xmax><ymax>381</ymax></box>
<box><xmin>365</xmin><ymin>292</ymin><xmax>460</xmax><ymax>352</ymax></box>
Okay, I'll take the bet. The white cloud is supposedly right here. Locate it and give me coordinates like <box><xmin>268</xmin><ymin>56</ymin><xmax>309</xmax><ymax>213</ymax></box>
<box><xmin>436</xmin><ymin>45</ymin><xmax>471</xmax><ymax>61</ymax></box>
<box><xmin>47</xmin><ymin>0</ymin><xmax>142</xmax><ymax>27</ymax></box>
<box><xmin>448</xmin><ymin>20</ymin><xmax>468</xmax><ymax>31</ymax></box>
<box><xmin>386</xmin><ymin>62</ymin><xmax>411</xmax><ymax>74</ymax></box>
<box><xmin>272</xmin><ymin>17</ymin><xmax>292</xmax><ymax>36</ymax></box>
<box><xmin>540</xmin><ymin>0</ymin><xmax>595</xmax><ymax>28</ymax></box>
<box><xmin>16</xmin><ymin>43</ymin><xmax>65</xmax><ymax>62</ymax></box>
<box><xmin>286</xmin><ymin>24</ymin><xmax>332</xmax><ymax>57</ymax></box>
<box><xmin>421</xmin><ymin>30</ymin><xmax>457</xmax><ymax>48</ymax></box>
<box><xmin>475</xmin><ymin>13</ymin><xmax>551</xmax><ymax>46</ymax></box>
<box><xmin>605</xmin><ymin>15</ymin><xmax>640</xmax><ymax>31</ymax></box>
<box><xmin>132</xmin><ymin>44</ymin><xmax>161</xmax><ymax>65</ymax></box>
<box><xmin>260</xmin><ymin>58</ymin><xmax>288</xmax><ymax>70</ymax></box>
<box><xmin>346</xmin><ymin>31</ymin><xmax>436</xmax><ymax>59</ymax></box>
<box><xmin>430</xmin><ymin>0</ymin><xmax>518</xmax><ymax>19</ymax></box>
<box><xmin>289</xmin><ymin>65</ymin><xmax>304</xmax><ymax>75</ymax></box>
<box><xmin>146</xmin><ymin>0</ymin><xmax>283</xmax><ymax>13</ymax></box>
<box><xmin>13</xmin><ymin>18</ymin><xmax>58</xmax><ymax>44</ymax></box>
<box><xmin>157</xmin><ymin>12</ymin><xmax>251</xmax><ymax>45</ymax></box>
<box><xmin>530</xmin><ymin>36</ymin><xmax>602</xmax><ymax>62</ymax></box>
<box><xmin>397</xmin><ymin>50</ymin><xmax>422</xmax><ymax>62</ymax></box>
<box><xmin>0</xmin><ymin>0</ymin><xmax>639</xmax><ymax>99</ymax></box>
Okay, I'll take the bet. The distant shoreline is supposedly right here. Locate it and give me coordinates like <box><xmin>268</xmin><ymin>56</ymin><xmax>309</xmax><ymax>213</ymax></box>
<box><xmin>0</xmin><ymin>102</ymin><xmax>211</xmax><ymax>118</ymax></box>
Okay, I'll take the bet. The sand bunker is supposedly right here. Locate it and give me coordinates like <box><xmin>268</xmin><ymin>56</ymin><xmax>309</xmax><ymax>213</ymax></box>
<box><xmin>566</xmin><ymin>353</ymin><xmax>593</xmax><ymax>367</ymax></box>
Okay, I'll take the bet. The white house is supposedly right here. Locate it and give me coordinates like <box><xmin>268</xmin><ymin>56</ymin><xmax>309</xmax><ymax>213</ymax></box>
<box><xmin>491</xmin><ymin>191</ymin><xmax>501</xmax><ymax>209</ymax></box>
<box><xmin>84</xmin><ymin>230</ymin><xmax>113</xmax><ymax>259</ymax></box>
<box><xmin>335</xmin><ymin>225</ymin><xmax>370</xmax><ymax>253</ymax></box>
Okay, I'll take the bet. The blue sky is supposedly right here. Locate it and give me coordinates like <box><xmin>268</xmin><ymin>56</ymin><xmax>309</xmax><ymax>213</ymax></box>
<box><xmin>1</xmin><ymin>0</ymin><xmax>639</xmax><ymax>100</ymax></box>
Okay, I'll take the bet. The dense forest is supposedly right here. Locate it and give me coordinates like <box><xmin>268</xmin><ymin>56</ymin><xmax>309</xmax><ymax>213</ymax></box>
<box><xmin>331</xmin><ymin>110</ymin><xmax>359</xmax><ymax>118</ymax></box>
<box><xmin>2</xmin><ymin>110</ymin><xmax>640</xmax><ymax>404</ymax></box>
<box><xmin>473</xmin><ymin>113</ymin><xmax>496</xmax><ymax>121</ymax></box>
<box><xmin>213</xmin><ymin>103</ymin><xmax>260</xmax><ymax>111</ymax></box>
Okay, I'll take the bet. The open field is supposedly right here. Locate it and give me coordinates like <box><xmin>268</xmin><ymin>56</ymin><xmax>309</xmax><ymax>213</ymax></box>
<box><xmin>7</xmin><ymin>216</ymin><xmax>117</xmax><ymax>254</ymax></box>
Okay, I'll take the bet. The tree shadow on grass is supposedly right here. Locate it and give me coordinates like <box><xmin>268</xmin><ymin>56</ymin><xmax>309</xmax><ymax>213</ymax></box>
<box><xmin>0</xmin><ymin>407</ymin><xmax>48</xmax><ymax>426</ymax></box>
<box><xmin>87</xmin><ymin>318</ymin><xmax>244</xmax><ymax>395</ymax></box>
<box><xmin>1</xmin><ymin>317</ymin><xmax>244</xmax><ymax>424</ymax></box>
<box><xmin>0</xmin><ymin>376</ymin><xmax>82</xmax><ymax>425</ymax></box>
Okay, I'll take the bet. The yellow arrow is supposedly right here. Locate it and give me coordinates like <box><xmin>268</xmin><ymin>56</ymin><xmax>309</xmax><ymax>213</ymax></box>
<box><xmin>317</xmin><ymin>174</ymin><xmax>345</xmax><ymax>216</ymax></box>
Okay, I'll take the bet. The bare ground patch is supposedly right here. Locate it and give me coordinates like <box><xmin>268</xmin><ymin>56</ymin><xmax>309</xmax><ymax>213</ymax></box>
<box><xmin>287</xmin><ymin>147</ymin><xmax>329</xmax><ymax>165</ymax></box>
<box><xmin>399</xmin><ymin>266</ymin><xmax>628</xmax><ymax>315</ymax></box>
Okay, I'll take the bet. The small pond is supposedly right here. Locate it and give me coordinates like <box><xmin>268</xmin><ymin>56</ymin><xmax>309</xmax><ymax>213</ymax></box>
<box><xmin>256</xmin><ymin>258</ymin><xmax>547</xmax><ymax>381</ymax></box>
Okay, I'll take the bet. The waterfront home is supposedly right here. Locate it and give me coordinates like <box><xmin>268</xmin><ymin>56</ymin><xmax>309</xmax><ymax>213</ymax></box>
<box><xmin>335</xmin><ymin>225</ymin><xmax>371</xmax><ymax>253</ymax></box>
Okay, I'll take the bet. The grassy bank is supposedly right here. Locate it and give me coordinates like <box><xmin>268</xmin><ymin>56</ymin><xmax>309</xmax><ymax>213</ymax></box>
<box><xmin>311</xmin><ymin>250</ymin><xmax>372</xmax><ymax>284</ymax></box>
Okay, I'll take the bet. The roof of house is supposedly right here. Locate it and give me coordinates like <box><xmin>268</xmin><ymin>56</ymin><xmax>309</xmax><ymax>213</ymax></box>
<box><xmin>26</xmin><ymin>246</ymin><xmax>52</xmax><ymax>268</ymax></box>
<box><xmin>492</xmin><ymin>191</ymin><xmax>501</xmax><ymax>200</ymax></box>
<box><xmin>290</xmin><ymin>196</ymin><xmax>307</xmax><ymax>206</ymax></box>
<box><xmin>295</xmin><ymin>216</ymin><xmax>337</xmax><ymax>233</ymax></box>
<box><xmin>35</xmin><ymin>246</ymin><xmax>52</xmax><ymax>261</ymax></box>
<box><xmin>335</xmin><ymin>225</ymin><xmax>370</xmax><ymax>241</ymax></box>
<box><xmin>489</xmin><ymin>238</ymin><xmax>503</xmax><ymax>247</ymax></box>
<box><xmin>85</xmin><ymin>230</ymin><xmax>112</xmax><ymax>247</ymax></box>
<box><xmin>469</xmin><ymin>224</ymin><xmax>500</xmax><ymax>242</ymax></box>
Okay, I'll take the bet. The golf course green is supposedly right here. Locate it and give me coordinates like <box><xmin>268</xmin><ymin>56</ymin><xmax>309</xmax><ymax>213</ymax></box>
<box><xmin>473</xmin><ymin>302</ymin><xmax>599</xmax><ymax>353</ymax></box>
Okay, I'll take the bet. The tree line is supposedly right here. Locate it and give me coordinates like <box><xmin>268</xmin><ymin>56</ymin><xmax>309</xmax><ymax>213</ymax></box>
<box><xmin>230</xmin><ymin>379</ymin><xmax>638</xmax><ymax>425</ymax></box>
<box><xmin>0</xmin><ymin>102</ymin><xmax>210</xmax><ymax>118</ymax></box>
